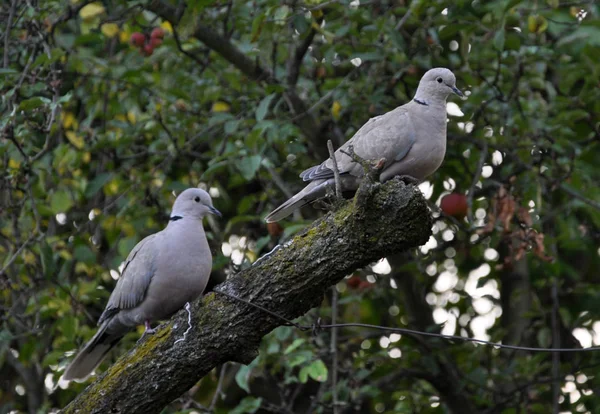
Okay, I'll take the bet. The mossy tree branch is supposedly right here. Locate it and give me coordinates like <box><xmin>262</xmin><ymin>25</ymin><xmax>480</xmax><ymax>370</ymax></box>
<box><xmin>61</xmin><ymin>180</ymin><xmax>432</xmax><ymax>414</ymax></box>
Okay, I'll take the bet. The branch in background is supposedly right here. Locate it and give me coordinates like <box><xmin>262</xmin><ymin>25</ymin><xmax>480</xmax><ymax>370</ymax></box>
<box><xmin>62</xmin><ymin>180</ymin><xmax>432</xmax><ymax>414</ymax></box>
<box><xmin>389</xmin><ymin>256</ymin><xmax>479</xmax><ymax>414</ymax></box>
<box><xmin>286</xmin><ymin>18</ymin><xmax>320</xmax><ymax>86</ymax></box>
<box><xmin>466</xmin><ymin>142</ymin><xmax>488</xmax><ymax>225</ymax></box>
<box><xmin>146</xmin><ymin>0</ymin><xmax>328</xmax><ymax>159</ymax></box>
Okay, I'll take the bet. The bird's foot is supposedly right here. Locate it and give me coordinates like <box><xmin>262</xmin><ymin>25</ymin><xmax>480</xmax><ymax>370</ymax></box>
<box><xmin>138</xmin><ymin>321</ymin><xmax>157</xmax><ymax>343</ymax></box>
<box><xmin>394</xmin><ymin>175</ymin><xmax>419</xmax><ymax>185</ymax></box>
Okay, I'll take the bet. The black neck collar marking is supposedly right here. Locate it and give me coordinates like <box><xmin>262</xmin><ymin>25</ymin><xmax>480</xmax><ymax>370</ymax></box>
<box><xmin>414</xmin><ymin>98</ymin><xmax>428</xmax><ymax>106</ymax></box>
<box><xmin>169</xmin><ymin>215</ymin><xmax>183</xmax><ymax>221</ymax></box>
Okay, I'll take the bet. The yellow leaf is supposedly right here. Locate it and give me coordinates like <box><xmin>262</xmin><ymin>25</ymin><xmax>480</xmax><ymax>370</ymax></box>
<box><xmin>212</xmin><ymin>101</ymin><xmax>231</xmax><ymax>113</ymax></box>
<box><xmin>105</xmin><ymin>178</ymin><xmax>120</xmax><ymax>196</ymax></box>
<box><xmin>121</xmin><ymin>222</ymin><xmax>135</xmax><ymax>236</ymax></box>
<box><xmin>127</xmin><ymin>111</ymin><xmax>136</xmax><ymax>124</ymax></box>
<box><xmin>570</xmin><ymin>6</ymin><xmax>579</xmax><ymax>17</ymax></box>
<box><xmin>83</xmin><ymin>152</ymin><xmax>91</xmax><ymax>163</ymax></box>
<box><xmin>59</xmin><ymin>248</ymin><xmax>73</xmax><ymax>259</ymax></box>
<box><xmin>160</xmin><ymin>21</ymin><xmax>173</xmax><ymax>34</ymax></box>
<box><xmin>79</xmin><ymin>3</ymin><xmax>105</xmax><ymax>21</ymax></box>
<box><xmin>119</xmin><ymin>30</ymin><xmax>130</xmax><ymax>43</ymax></box>
<box><xmin>101</xmin><ymin>23</ymin><xmax>119</xmax><ymax>38</ymax></box>
<box><xmin>331</xmin><ymin>101</ymin><xmax>342</xmax><ymax>120</ymax></box>
<box><xmin>65</xmin><ymin>131</ymin><xmax>85</xmax><ymax>149</ymax></box>
<box><xmin>528</xmin><ymin>15</ymin><xmax>548</xmax><ymax>34</ymax></box>
<box><xmin>8</xmin><ymin>159</ymin><xmax>20</xmax><ymax>169</ymax></box>
<box><xmin>23</xmin><ymin>251</ymin><xmax>36</xmax><ymax>265</ymax></box>
<box><xmin>61</xmin><ymin>111</ymin><xmax>77</xmax><ymax>129</ymax></box>
<box><xmin>311</xmin><ymin>9</ymin><xmax>324</xmax><ymax>19</ymax></box>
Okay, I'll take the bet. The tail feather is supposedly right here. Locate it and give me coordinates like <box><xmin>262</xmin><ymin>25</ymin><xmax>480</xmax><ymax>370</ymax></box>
<box><xmin>266</xmin><ymin>181</ymin><xmax>329</xmax><ymax>223</ymax></box>
<box><xmin>63</xmin><ymin>323</ymin><xmax>123</xmax><ymax>382</ymax></box>
<box><xmin>265</xmin><ymin>197</ymin><xmax>309</xmax><ymax>223</ymax></box>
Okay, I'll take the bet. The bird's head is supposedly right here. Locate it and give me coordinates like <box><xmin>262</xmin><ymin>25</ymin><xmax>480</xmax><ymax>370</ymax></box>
<box><xmin>170</xmin><ymin>188</ymin><xmax>221</xmax><ymax>220</ymax></box>
<box><xmin>414</xmin><ymin>67</ymin><xmax>463</xmax><ymax>103</ymax></box>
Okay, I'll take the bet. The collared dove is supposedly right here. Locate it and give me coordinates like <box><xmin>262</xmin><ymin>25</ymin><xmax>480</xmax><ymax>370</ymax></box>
<box><xmin>265</xmin><ymin>67</ymin><xmax>463</xmax><ymax>223</ymax></box>
<box><xmin>63</xmin><ymin>188</ymin><xmax>221</xmax><ymax>381</ymax></box>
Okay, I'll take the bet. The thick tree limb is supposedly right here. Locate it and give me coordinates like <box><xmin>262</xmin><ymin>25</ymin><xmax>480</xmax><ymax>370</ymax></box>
<box><xmin>61</xmin><ymin>180</ymin><xmax>432</xmax><ymax>414</ymax></box>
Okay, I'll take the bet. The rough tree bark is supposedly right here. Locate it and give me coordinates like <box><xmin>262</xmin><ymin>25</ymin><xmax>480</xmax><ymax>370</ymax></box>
<box><xmin>61</xmin><ymin>180</ymin><xmax>432</xmax><ymax>414</ymax></box>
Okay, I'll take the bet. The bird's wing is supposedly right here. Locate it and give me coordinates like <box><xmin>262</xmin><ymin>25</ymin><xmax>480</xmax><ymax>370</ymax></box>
<box><xmin>97</xmin><ymin>233</ymin><xmax>158</xmax><ymax>325</ymax></box>
<box><xmin>299</xmin><ymin>107</ymin><xmax>416</xmax><ymax>182</ymax></box>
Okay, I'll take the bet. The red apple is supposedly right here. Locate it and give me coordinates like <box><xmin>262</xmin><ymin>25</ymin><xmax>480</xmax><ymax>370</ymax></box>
<box><xmin>346</xmin><ymin>275</ymin><xmax>361</xmax><ymax>289</ymax></box>
<box><xmin>130</xmin><ymin>32</ymin><xmax>145</xmax><ymax>47</ymax></box>
<box><xmin>151</xmin><ymin>27</ymin><xmax>165</xmax><ymax>39</ymax></box>
<box><xmin>440</xmin><ymin>193</ymin><xmax>468</xmax><ymax>219</ymax></box>
<box><xmin>149</xmin><ymin>37</ymin><xmax>163</xmax><ymax>48</ymax></box>
<box><xmin>142</xmin><ymin>44</ymin><xmax>154</xmax><ymax>56</ymax></box>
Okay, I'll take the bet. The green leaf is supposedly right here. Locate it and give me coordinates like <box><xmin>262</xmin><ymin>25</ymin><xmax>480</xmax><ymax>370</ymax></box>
<box><xmin>284</xmin><ymin>338</ymin><xmax>305</xmax><ymax>354</ymax></box>
<box><xmin>536</xmin><ymin>327</ymin><xmax>551</xmax><ymax>347</ymax></box>
<box><xmin>74</xmin><ymin>245</ymin><xmax>96</xmax><ymax>264</ymax></box>
<box><xmin>50</xmin><ymin>191</ymin><xmax>74</xmax><ymax>213</ymax></box>
<box><xmin>299</xmin><ymin>359</ymin><xmax>328</xmax><ymax>383</ymax></box>
<box><xmin>118</xmin><ymin>237</ymin><xmax>138</xmax><ymax>259</ymax></box>
<box><xmin>273</xmin><ymin>5</ymin><xmax>290</xmax><ymax>25</ymax></box>
<box><xmin>40</xmin><ymin>241</ymin><xmax>56</xmax><ymax>278</ymax></box>
<box><xmin>237</xmin><ymin>155</ymin><xmax>262</xmax><ymax>181</ymax></box>
<box><xmin>85</xmin><ymin>173</ymin><xmax>113</xmax><ymax>198</ymax></box>
<box><xmin>493</xmin><ymin>29</ymin><xmax>505</xmax><ymax>51</ymax></box>
<box><xmin>256</xmin><ymin>93</ymin><xmax>276</xmax><ymax>121</ymax></box>
<box><xmin>235</xmin><ymin>357</ymin><xmax>259</xmax><ymax>393</ymax></box>
<box><xmin>230</xmin><ymin>396</ymin><xmax>262</xmax><ymax>414</ymax></box>
<box><xmin>19</xmin><ymin>96</ymin><xmax>51</xmax><ymax>111</ymax></box>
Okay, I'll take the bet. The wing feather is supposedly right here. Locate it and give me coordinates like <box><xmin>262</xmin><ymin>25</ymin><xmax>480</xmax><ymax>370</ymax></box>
<box><xmin>299</xmin><ymin>107</ymin><xmax>416</xmax><ymax>183</ymax></box>
<box><xmin>97</xmin><ymin>234</ymin><xmax>158</xmax><ymax>325</ymax></box>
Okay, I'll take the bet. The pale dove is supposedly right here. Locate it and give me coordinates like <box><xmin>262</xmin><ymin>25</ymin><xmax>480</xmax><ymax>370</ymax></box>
<box><xmin>265</xmin><ymin>67</ymin><xmax>463</xmax><ymax>223</ymax></box>
<box><xmin>63</xmin><ymin>188</ymin><xmax>221</xmax><ymax>381</ymax></box>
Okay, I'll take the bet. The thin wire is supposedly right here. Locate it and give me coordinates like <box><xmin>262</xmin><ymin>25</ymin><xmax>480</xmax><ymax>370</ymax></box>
<box><xmin>213</xmin><ymin>290</ymin><xmax>600</xmax><ymax>353</ymax></box>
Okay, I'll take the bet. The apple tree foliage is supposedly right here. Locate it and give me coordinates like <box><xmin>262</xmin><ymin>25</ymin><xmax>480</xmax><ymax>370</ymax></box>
<box><xmin>1</xmin><ymin>0</ymin><xmax>599</xmax><ymax>413</ymax></box>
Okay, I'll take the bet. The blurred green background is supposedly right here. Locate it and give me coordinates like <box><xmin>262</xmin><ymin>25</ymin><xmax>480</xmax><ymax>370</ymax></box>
<box><xmin>1</xmin><ymin>0</ymin><xmax>599</xmax><ymax>413</ymax></box>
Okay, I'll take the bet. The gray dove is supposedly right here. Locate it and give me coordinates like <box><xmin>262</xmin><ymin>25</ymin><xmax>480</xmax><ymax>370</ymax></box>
<box><xmin>265</xmin><ymin>67</ymin><xmax>463</xmax><ymax>223</ymax></box>
<box><xmin>63</xmin><ymin>188</ymin><xmax>221</xmax><ymax>381</ymax></box>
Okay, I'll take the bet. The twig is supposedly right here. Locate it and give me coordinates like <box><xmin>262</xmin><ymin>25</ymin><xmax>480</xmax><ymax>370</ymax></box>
<box><xmin>265</xmin><ymin>165</ymin><xmax>294</xmax><ymax>199</ymax></box>
<box><xmin>558</xmin><ymin>183</ymin><xmax>600</xmax><ymax>211</ymax></box>
<box><xmin>3</xmin><ymin>0</ymin><xmax>17</xmax><ymax>68</ymax></box>
<box><xmin>291</xmin><ymin>70</ymin><xmax>356</xmax><ymax>121</ymax></box>
<box><xmin>327</xmin><ymin>140</ymin><xmax>342</xmax><ymax>198</ymax></box>
<box><xmin>551</xmin><ymin>282</ymin><xmax>560</xmax><ymax>414</ymax></box>
<box><xmin>208</xmin><ymin>363</ymin><xmax>228</xmax><ymax>411</ymax></box>
<box><xmin>0</xmin><ymin>235</ymin><xmax>35</xmax><ymax>277</ymax></box>
<box><xmin>466</xmin><ymin>142</ymin><xmax>487</xmax><ymax>224</ymax></box>
<box><xmin>394</xmin><ymin>8</ymin><xmax>412</xmax><ymax>31</ymax></box>
<box><xmin>286</xmin><ymin>16</ymin><xmax>319</xmax><ymax>86</ymax></box>
<box><xmin>330</xmin><ymin>288</ymin><xmax>339</xmax><ymax>414</ymax></box>
<box><xmin>339</xmin><ymin>145</ymin><xmax>385</xmax><ymax>182</ymax></box>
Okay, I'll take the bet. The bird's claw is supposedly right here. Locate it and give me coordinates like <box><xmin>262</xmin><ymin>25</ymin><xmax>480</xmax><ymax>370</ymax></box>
<box><xmin>138</xmin><ymin>321</ymin><xmax>157</xmax><ymax>343</ymax></box>
<box><xmin>394</xmin><ymin>175</ymin><xmax>419</xmax><ymax>185</ymax></box>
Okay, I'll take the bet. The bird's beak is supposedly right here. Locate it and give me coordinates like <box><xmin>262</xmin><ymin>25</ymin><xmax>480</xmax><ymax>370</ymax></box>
<box><xmin>209</xmin><ymin>206</ymin><xmax>222</xmax><ymax>218</ymax></box>
<box><xmin>451</xmin><ymin>86</ymin><xmax>464</xmax><ymax>97</ymax></box>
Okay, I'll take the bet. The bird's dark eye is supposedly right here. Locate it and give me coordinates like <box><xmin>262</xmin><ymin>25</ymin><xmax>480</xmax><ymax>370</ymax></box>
<box><xmin>436</xmin><ymin>77</ymin><xmax>443</xmax><ymax>83</ymax></box>
<box><xmin>194</xmin><ymin>196</ymin><xmax>200</xmax><ymax>202</ymax></box>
